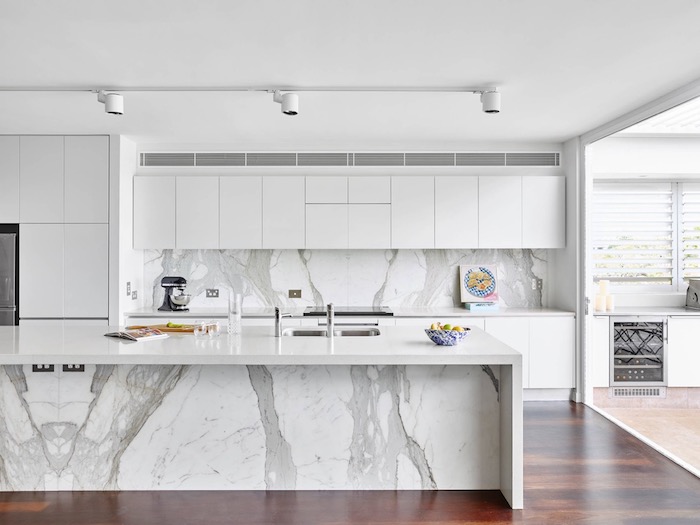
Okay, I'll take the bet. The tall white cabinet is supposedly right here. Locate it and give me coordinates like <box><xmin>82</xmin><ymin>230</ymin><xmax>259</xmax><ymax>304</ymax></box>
<box><xmin>0</xmin><ymin>136</ymin><xmax>20</xmax><ymax>223</ymax></box>
<box><xmin>19</xmin><ymin>136</ymin><xmax>64</xmax><ymax>223</ymax></box>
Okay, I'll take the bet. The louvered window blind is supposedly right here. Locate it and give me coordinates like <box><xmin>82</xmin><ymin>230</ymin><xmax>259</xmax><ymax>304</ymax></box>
<box><xmin>681</xmin><ymin>183</ymin><xmax>700</xmax><ymax>281</ymax></box>
<box><xmin>591</xmin><ymin>182</ymin><xmax>675</xmax><ymax>289</ymax></box>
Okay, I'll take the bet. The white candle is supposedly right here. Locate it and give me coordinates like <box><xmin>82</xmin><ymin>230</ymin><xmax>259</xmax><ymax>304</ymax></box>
<box><xmin>606</xmin><ymin>295</ymin><xmax>615</xmax><ymax>312</ymax></box>
<box><xmin>595</xmin><ymin>295</ymin><xmax>606</xmax><ymax>312</ymax></box>
<box><xmin>598</xmin><ymin>280</ymin><xmax>610</xmax><ymax>296</ymax></box>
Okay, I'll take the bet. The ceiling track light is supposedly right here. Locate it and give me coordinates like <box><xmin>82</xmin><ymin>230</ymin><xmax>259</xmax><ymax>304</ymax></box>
<box><xmin>479</xmin><ymin>90</ymin><xmax>501</xmax><ymax>114</ymax></box>
<box><xmin>271</xmin><ymin>90</ymin><xmax>299</xmax><ymax>115</ymax></box>
<box><xmin>96</xmin><ymin>90</ymin><xmax>124</xmax><ymax>115</ymax></box>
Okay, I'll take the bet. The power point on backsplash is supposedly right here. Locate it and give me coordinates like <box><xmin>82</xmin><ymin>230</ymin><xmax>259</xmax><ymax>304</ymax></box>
<box><xmin>531</xmin><ymin>278</ymin><xmax>543</xmax><ymax>290</ymax></box>
<box><xmin>206</xmin><ymin>288</ymin><xmax>220</xmax><ymax>298</ymax></box>
<box><xmin>126</xmin><ymin>281</ymin><xmax>131</xmax><ymax>296</ymax></box>
<box><xmin>132</xmin><ymin>290</ymin><xmax>138</xmax><ymax>300</ymax></box>
<box><xmin>289</xmin><ymin>289</ymin><xmax>302</xmax><ymax>299</ymax></box>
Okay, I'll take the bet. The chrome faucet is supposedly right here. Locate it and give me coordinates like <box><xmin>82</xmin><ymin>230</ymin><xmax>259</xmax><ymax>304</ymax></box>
<box><xmin>326</xmin><ymin>303</ymin><xmax>334</xmax><ymax>337</ymax></box>
<box><xmin>274</xmin><ymin>307</ymin><xmax>292</xmax><ymax>337</ymax></box>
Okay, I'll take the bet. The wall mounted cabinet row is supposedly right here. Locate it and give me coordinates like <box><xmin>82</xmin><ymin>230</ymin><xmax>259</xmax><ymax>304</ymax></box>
<box><xmin>133</xmin><ymin>174</ymin><xmax>565</xmax><ymax>250</ymax></box>
<box><xmin>0</xmin><ymin>135</ymin><xmax>109</xmax><ymax>224</ymax></box>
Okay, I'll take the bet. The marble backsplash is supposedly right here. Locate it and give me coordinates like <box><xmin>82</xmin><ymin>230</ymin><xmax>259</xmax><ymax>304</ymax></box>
<box><xmin>143</xmin><ymin>249</ymin><xmax>547</xmax><ymax>310</ymax></box>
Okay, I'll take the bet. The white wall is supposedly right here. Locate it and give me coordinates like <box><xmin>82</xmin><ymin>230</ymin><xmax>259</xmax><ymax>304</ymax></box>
<box><xmin>589</xmin><ymin>137</ymin><xmax>700</xmax><ymax>176</ymax></box>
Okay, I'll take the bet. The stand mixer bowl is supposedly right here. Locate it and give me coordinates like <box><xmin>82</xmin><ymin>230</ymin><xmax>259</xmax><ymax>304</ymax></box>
<box><xmin>170</xmin><ymin>294</ymin><xmax>192</xmax><ymax>306</ymax></box>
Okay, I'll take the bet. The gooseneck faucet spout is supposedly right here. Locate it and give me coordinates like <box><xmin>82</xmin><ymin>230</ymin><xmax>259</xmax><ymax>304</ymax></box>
<box><xmin>275</xmin><ymin>307</ymin><xmax>292</xmax><ymax>337</ymax></box>
<box><xmin>326</xmin><ymin>303</ymin><xmax>334</xmax><ymax>337</ymax></box>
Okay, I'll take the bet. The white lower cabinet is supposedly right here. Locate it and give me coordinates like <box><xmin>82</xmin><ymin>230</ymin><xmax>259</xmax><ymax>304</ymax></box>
<box><xmin>529</xmin><ymin>316</ymin><xmax>575</xmax><ymax>389</ymax></box>
<box><xmin>20</xmin><ymin>223</ymin><xmax>108</xmax><ymax>319</ymax></box>
<box><xmin>484</xmin><ymin>317</ymin><xmax>530</xmax><ymax>388</ymax></box>
<box><xmin>590</xmin><ymin>316</ymin><xmax>611</xmax><ymax>388</ymax></box>
<box><xmin>667</xmin><ymin>317</ymin><xmax>700</xmax><ymax>387</ymax></box>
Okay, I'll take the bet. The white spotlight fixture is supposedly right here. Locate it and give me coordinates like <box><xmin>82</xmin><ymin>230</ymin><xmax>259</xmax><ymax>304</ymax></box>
<box><xmin>96</xmin><ymin>90</ymin><xmax>124</xmax><ymax>115</ymax></box>
<box><xmin>479</xmin><ymin>90</ymin><xmax>501</xmax><ymax>114</ymax></box>
<box><xmin>272</xmin><ymin>90</ymin><xmax>299</xmax><ymax>115</ymax></box>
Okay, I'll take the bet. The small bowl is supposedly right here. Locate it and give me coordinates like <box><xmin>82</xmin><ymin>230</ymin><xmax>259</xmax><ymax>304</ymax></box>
<box><xmin>425</xmin><ymin>328</ymin><xmax>471</xmax><ymax>346</ymax></box>
<box><xmin>170</xmin><ymin>294</ymin><xmax>192</xmax><ymax>306</ymax></box>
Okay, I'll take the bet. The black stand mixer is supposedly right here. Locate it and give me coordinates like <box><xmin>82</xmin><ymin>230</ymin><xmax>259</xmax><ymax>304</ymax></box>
<box><xmin>158</xmin><ymin>276</ymin><xmax>191</xmax><ymax>312</ymax></box>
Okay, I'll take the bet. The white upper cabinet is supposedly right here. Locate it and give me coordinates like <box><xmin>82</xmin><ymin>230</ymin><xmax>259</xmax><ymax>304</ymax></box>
<box><xmin>64</xmin><ymin>223</ymin><xmax>109</xmax><ymax>318</ymax></box>
<box><xmin>220</xmin><ymin>176</ymin><xmax>262</xmax><ymax>249</ymax></box>
<box><xmin>306</xmin><ymin>177</ymin><xmax>347</xmax><ymax>203</ymax></box>
<box><xmin>349</xmin><ymin>204</ymin><xmax>391</xmax><ymax>249</ymax></box>
<box><xmin>20</xmin><ymin>224</ymin><xmax>65</xmax><ymax>318</ymax></box>
<box><xmin>522</xmin><ymin>176</ymin><xmax>565</xmax><ymax>248</ymax></box>
<box><xmin>176</xmin><ymin>176</ymin><xmax>219</xmax><ymax>249</ymax></box>
<box><xmin>349</xmin><ymin>177</ymin><xmax>391</xmax><ymax>203</ymax></box>
<box><xmin>391</xmin><ymin>176</ymin><xmax>434</xmax><ymax>248</ymax></box>
<box><xmin>0</xmin><ymin>136</ymin><xmax>20</xmax><ymax>223</ymax></box>
<box><xmin>263</xmin><ymin>176</ymin><xmax>305</xmax><ymax>248</ymax></box>
<box><xmin>64</xmin><ymin>136</ymin><xmax>109</xmax><ymax>223</ymax></box>
<box><xmin>19</xmin><ymin>136</ymin><xmax>64</xmax><ymax>223</ymax></box>
<box><xmin>479</xmin><ymin>176</ymin><xmax>522</xmax><ymax>248</ymax></box>
<box><xmin>434</xmin><ymin>176</ymin><xmax>479</xmax><ymax>249</ymax></box>
<box><xmin>306</xmin><ymin>204</ymin><xmax>348</xmax><ymax>249</ymax></box>
<box><xmin>133</xmin><ymin>176</ymin><xmax>176</xmax><ymax>249</ymax></box>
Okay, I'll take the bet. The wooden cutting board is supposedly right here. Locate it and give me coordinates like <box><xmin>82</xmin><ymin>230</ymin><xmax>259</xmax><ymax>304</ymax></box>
<box><xmin>126</xmin><ymin>324</ymin><xmax>197</xmax><ymax>333</ymax></box>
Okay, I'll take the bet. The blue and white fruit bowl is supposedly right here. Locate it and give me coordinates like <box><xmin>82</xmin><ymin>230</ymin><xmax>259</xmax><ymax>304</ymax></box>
<box><xmin>424</xmin><ymin>328</ymin><xmax>471</xmax><ymax>346</ymax></box>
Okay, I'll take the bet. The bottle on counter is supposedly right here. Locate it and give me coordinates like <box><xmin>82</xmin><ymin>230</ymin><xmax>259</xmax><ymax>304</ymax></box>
<box><xmin>228</xmin><ymin>292</ymin><xmax>242</xmax><ymax>334</ymax></box>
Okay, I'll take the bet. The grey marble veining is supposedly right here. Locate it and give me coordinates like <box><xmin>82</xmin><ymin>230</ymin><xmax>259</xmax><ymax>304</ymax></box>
<box><xmin>0</xmin><ymin>363</ymin><xmax>500</xmax><ymax>491</ymax></box>
<box><xmin>143</xmin><ymin>248</ymin><xmax>547</xmax><ymax>309</ymax></box>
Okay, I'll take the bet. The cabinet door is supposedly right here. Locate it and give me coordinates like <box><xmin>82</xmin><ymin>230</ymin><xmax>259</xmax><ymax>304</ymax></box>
<box><xmin>262</xmin><ymin>176</ymin><xmax>305</xmax><ymax>248</ymax></box>
<box><xmin>391</xmin><ymin>176</ymin><xmax>434</xmax><ymax>248</ymax></box>
<box><xmin>667</xmin><ymin>317</ymin><xmax>700</xmax><ymax>387</ymax></box>
<box><xmin>485</xmin><ymin>317</ymin><xmax>530</xmax><ymax>388</ymax></box>
<box><xmin>20</xmin><ymin>224</ymin><xmax>64</xmax><ymax>318</ymax></box>
<box><xmin>306</xmin><ymin>177</ymin><xmax>347</xmax><ymax>203</ymax></box>
<box><xmin>64</xmin><ymin>136</ymin><xmax>109</xmax><ymax>223</ymax></box>
<box><xmin>349</xmin><ymin>204</ymin><xmax>391</xmax><ymax>249</ymax></box>
<box><xmin>589</xmin><ymin>316</ymin><xmax>611</xmax><ymax>388</ymax></box>
<box><xmin>434</xmin><ymin>176</ymin><xmax>479</xmax><ymax>248</ymax></box>
<box><xmin>220</xmin><ymin>176</ymin><xmax>262</xmax><ymax>248</ymax></box>
<box><xmin>479</xmin><ymin>176</ymin><xmax>521</xmax><ymax>248</ymax></box>
<box><xmin>349</xmin><ymin>177</ymin><xmax>391</xmax><ymax>203</ymax></box>
<box><xmin>522</xmin><ymin>176</ymin><xmax>565</xmax><ymax>248</ymax></box>
<box><xmin>19</xmin><ymin>136</ymin><xmax>64</xmax><ymax>223</ymax></box>
<box><xmin>0</xmin><ymin>136</ymin><xmax>20</xmax><ymax>223</ymax></box>
<box><xmin>306</xmin><ymin>204</ymin><xmax>348</xmax><ymax>249</ymax></box>
<box><xmin>64</xmin><ymin>224</ymin><xmax>108</xmax><ymax>318</ymax></box>
<box><xmin>529</xmin><ymin>316</ymin><xmax>575</xmax><ymax>389</ymax></box>
<box><xmin>176</xmin><ymin>176</ymin><xmax>219</xmax><ymax>249</ymax></box>
<box><xmin>133</xmin><ymin>176</ymin><xmax>176</xmax><ymax>249</ymax></box>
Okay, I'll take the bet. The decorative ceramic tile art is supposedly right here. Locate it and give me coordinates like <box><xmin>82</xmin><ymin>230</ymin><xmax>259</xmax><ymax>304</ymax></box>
<box><xmin>459</xmin><ymin>265</ymin><xmax>498</xmax><ymax>303</ymax></box>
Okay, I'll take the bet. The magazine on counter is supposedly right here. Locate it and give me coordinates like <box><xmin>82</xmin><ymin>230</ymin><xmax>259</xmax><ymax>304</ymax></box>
<box><xmin>104</xmin><ymin>327</ymin><xmax>169</xmax><ymax>342</ymax></box>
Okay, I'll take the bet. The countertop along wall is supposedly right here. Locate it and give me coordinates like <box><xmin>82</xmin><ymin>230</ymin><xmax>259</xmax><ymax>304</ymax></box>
<box><xmin>141</xmin><ymin>248</ymin><xmax>549</xmax><ymax>311</ymax></box>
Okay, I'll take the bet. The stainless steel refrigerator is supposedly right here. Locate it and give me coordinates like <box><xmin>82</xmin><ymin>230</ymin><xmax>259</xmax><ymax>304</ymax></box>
<box><xmin>0</xmin><ymin>233</ymin><xmax>17</xmax><ymax>325</ymax></box>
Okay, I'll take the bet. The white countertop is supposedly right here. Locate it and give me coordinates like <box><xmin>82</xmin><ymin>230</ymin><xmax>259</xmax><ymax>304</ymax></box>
<box><xmin>593</xmin><ymin>306</ymin><xmax>700</xmax><ymax>317</ymax></box>
<box><xmin>0</xmin><ymin>325</ymin><xmax>521</xmax><ymax>366</ymax></box>
<box><xmin>124</xmin><ymin>306</ymin><xmax>574</xmax><ymax>319</ymax></box>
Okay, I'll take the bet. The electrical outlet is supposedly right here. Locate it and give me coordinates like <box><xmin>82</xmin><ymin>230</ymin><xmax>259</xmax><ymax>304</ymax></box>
<box><xmin>132</xmin><ymin>290</ymin><xmax>138</xmax><ymax>300</ymax></box>
<box><xmin>534</xmin><ymin>278</ymin><xmax>543</xmax><ymax>290</ymax></box>
<box><xmin>126</xmin><ymin>281</ymin><xmax>131</xmax><ymax>296</ymax></box>
<box><xmin>32</xmin><ymin>364</ymin><xmax>54</xmax><ymax>373</ymax></box>
<box><xmin>206</xmin><ymin>288</ymin><xmax>220</xmax><ymax>298</ymax></box>
<box><xmin>289</xmin><ymin>289</ymin><xmax>302</xmax><ymax>299</ymax></box>
<box><xmin>62</xmin><ymin>364</ymin><xmax>85</xmax><ymax>372</ymax></box>
<box><xmin>531</xmin><ymin>278</ymin><xmax>537</xmax><ymax>290</ymax></box>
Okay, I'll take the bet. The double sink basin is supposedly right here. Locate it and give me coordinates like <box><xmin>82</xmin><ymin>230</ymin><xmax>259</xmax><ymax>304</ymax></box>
<box><xmin>282</xmin><ymin>327</ymin><xmax>380</xmax><ymax>337</ymax></box>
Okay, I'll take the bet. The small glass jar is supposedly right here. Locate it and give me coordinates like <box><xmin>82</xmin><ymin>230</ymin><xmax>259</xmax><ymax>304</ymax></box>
<box><xmin>228</xmin><ymin>293</ymin><xmax>242</xmax><ymax>334</ymax></box>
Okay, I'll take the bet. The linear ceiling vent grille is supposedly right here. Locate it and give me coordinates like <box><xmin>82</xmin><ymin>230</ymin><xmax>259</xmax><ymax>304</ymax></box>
<box><xmin>354</xmin><ymin>153</ymin><xmax>405</xmax><ymax>166</ymax></box>
<box><xmin>456</xmin><ymin>153</ymin><xmax>506</xmax><ymax>166</ymax></box>
<box><xmin>246</xmin><ymin>153</ymin><xmax>297</xmax><ymax>166</ymax></box>
<box><xmin>297</xmin><ymin>153</ymin><xmax>349</xmax><ymax>166</ymax></box>
<box><xmin>195</xmin><ymin>153</ymin><xmax>245</xmax><ymax>166</ymax></box>
<box><xmin>405</xmin><ymin>153</ymin><xmax>455</xmax><ymax>166</ymax></box>
<box><xmin>141</xmin><ymin>153</ymin><xmax>195</xmax><ymax>167</ymax></box>
<box><xmin>506</xmin><ymin>152</ymin><xmax>560</xmax><ymax>166</ymax></box>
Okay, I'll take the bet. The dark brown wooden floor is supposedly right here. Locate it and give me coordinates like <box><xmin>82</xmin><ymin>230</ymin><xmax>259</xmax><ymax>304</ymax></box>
<box><xmin>3</xmin><ymin>402</ymin><xmax>700</xmax><ymax>524</ymax></box>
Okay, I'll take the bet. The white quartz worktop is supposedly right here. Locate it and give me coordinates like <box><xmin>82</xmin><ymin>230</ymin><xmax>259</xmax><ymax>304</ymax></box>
<box><xmin>0</xmin><ymin>325</ymin><xmax>521</xmax><ymax>366</ymax></box>
<box><xmin>593</xmin><ymin>306</ymin><xmax>700</xmax><ymax>317</ymax></box>
<box><xmin>125</xmin><ymin>306</ymin><xmax>573</xmax><ymax>319</ymax></box>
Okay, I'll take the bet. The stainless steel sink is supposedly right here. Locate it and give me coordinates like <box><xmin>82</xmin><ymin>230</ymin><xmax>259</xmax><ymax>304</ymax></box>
<box><xmin>282</xmin><ymin>327</ymin><xmax>381</xmax><ymax>337</ymax></box>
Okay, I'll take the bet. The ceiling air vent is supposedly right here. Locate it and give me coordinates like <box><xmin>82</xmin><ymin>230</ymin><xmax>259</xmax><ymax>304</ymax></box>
<box><xmin>354</xmin><ymin>153</ymin><xmax>405</xmax><ymax>166</ymax></box>
<box><xmin>456</xmin><ymin>153</ymin><xmax>506</xmax><ymax>166</ymax></box>
<box><xmin>297</xmin><ymin>153</ymin><xmax>349</xmax><ymax>166</ymax></box>
<box><xmin>196</xmin><ymin>152</ymin><xmax>245</xmax><ymax>167</ymax></box>
<box><xmin>246</xmin><ymin>153</ymin><xmax>297</xmax><ymax>166</ymax></box>
<box><xmin>140</xmin><ymin>152</ymin><xmax>195</xmax><ymax>167</ymax></box>
<box><xmin>405</xmin><ymin>153</ymin><xmax>455</xmax><ymax>166</ymax></box>
<box><xmin>506</xmin><ymin>152</ymin><xmax>560</xmax><ymax>166</ymax></box>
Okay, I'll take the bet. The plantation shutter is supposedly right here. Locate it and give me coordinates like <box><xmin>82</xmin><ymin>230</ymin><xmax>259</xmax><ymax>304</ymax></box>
<box><xmin>591</xmin><ymin>182</ymin><xmax>674</xmax><ymax>288</ymax></box>
<box><xmin>681</xmin><ymin>183</ymin><xmax>700</xmax><ymax>281</ymax></box>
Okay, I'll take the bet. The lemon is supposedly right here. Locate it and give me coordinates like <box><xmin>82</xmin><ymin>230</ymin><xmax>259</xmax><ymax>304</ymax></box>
<box><xmin>430</xmin><ymin>322</ymin><xmax>440</xmax><ymax>330</ymax></box>
<box><xmin>453</xmin><ymin>326</ymin><xmax>464</xmax><ymax>332</ymax></box>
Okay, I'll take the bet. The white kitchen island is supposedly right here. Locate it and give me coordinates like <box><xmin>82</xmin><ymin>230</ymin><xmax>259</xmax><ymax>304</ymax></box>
<box><xmin>0</xmin><ymin>325</ymin><xmax>523</xmax><ymax>508</ymax></box>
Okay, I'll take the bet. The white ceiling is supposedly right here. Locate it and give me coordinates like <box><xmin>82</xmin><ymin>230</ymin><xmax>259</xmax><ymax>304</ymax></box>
<box><xmin>2</xmin><ymin>0</ymin><xmax>700</xmax><ymax>149</ymax></box>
